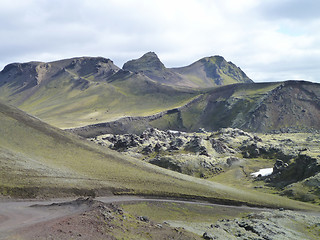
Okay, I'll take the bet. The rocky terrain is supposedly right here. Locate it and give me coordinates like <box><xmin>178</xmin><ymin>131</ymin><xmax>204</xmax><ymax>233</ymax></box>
<box><xmin>91</xmin><ymin>127</ymin><xmax>320</xmax><ymax>203</ymax></box>
<box><xmin>199</xmin><ymin>210</ymin><xmax>320</xmax><ymax>240</ymax></box>
<box><xmin>90</xmin><ymin>128</ymin><xmax>252</xmax><ymax>178</ymax></box>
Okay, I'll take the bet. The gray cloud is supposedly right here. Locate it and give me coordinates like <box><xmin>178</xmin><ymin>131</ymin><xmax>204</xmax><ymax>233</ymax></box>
<box><xmin>258</xmin><ymin>0</ymin><xmax>320</xmax><ymax>21</ymax></box>
<box><xmin>0</xmin><ymin>0</ymin><xmax>319</xmax><ymax>83</ymax></box>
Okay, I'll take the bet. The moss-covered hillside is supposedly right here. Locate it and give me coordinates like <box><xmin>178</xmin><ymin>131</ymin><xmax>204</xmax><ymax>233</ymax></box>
<box><xmin>1</xmin><ymin>100</ymin><xmax>318</xmax><ymax>211</ymax></box>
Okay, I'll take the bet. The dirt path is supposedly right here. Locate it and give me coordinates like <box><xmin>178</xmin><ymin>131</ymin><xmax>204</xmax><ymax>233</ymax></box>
<box><xmin>0</xmin><ymin>196</ymin><xmax>266</xmax><ymax>235</ymax></box>
<box><xmin>0</xmin><ymin>195</ymin><xmax>317</xmax><ymax>239</ymax></box>
<box><xmin>0</xmin><ymin>198</ymin><xmax>89</xmax><ymax>238</ymax></box>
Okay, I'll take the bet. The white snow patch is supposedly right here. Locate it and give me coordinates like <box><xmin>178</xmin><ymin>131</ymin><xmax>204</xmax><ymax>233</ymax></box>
<box><xmin>251</xmin><ymin>168</ymin><xmax>273</xmax><ymax>177</ymax></box>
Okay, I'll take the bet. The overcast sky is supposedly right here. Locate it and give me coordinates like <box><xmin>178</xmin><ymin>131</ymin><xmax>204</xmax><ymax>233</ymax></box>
<box><xmin>0</xmin><ymin>0</ymin><xmax>319</xmax><ymax>82</ymax></box>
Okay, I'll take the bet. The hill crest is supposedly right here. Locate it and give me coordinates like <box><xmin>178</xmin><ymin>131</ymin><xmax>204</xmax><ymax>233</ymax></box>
<box><xmin>122</xmin><ymin>52</ymin><xmax>253</xmax><ymax>88</ymax></box>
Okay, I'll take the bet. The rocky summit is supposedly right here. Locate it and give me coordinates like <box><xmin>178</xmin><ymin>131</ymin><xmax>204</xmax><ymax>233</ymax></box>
<box><xmin>123</xmin><ymin>52</ymin><xmax>252</xmax><ymax>88</ymax></box>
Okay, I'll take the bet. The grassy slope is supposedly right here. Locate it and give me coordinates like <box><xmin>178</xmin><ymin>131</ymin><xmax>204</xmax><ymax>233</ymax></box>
<box><xmin>0</xmin><ymin>71</ymin><xmax>198</xmax><ymax>129</ymax></box>
<box><xmin>0</xmin><ymin>101</ymin><xmax>319</xmax><ymax>211</ymax></box>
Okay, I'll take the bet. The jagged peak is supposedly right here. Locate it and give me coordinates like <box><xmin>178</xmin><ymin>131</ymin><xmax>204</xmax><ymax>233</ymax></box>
<box><xmin>48</xmin><ymin>56</ymin><xmax>117</xmax><ymax>68</ymax></box>
<box><xmin>123</xmin><ymin>52</ymin><xmax>165</xmax><ymax>72</ymax></box>
<box><xmin>1</xmin><ymin>61</ymin><xmax>44</xmax><ymax>73</ymax></box>
<box><xmin>1</xmin><ymin>57</ymin><xmax>117</xmax><ymax>73</ymax></box>
<box><xmin>204</xmin><ymin>55</ymin><xmax>225</xmax><ymax>61</ymax></box>
<box><xmin>142</xmin><ymin>51</ymin><xmax>159</xmax><ymax>58</ymax></box>
<box><xmin>199</xmin><ymin>55</ymin><xmax>228</xmax><ymax>66</ymax></box>
<box><xmin>1</xmin><ymin>62</ymin><xmax>47</xmax><ymax>77</ymax></box>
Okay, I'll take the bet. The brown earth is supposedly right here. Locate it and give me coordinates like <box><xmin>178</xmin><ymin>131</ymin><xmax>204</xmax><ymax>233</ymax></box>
<box><xmin>1</xmin><ymin>197</ymin><xmax>201</xmax><ymax>240</ymax></box>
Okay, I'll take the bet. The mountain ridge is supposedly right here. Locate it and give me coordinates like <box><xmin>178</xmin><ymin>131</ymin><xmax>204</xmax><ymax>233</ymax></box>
<box><xmin>1</xmin><ymin>53</ymin><xmax>251</xmax><ymax>89</ymax></box>
<box><xmin>123</xmin><ymin>52</ymin><xmax>253</xmax><ymax>88</ymax></box>
<box><xmin>0</xmin><ymin>53</ymin><xmax>252</xmax><ymax>128</ymax></box>
<box><xmin>1</xmin><ymin>54</ymin><xmax>319</xmax><ymax>133</ymax></box>
<box><xmin>68</xmin><ymin>80</ymin><xmax>320</xmax><ymax>136</ymax></box>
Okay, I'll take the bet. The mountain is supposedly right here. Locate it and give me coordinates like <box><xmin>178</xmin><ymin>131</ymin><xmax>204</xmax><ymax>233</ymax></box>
<box><xmin>172</xmin><ymin>55</ymin><xmax>252</xmax><ymax>86</ymax></box>
<box><xmin>0</xmin><ymin>56</ymin><xmax>198</xmax><ymax>128</ymax></box>
<box><xmin>70</xmin><ymin>80</ymin><xmax>320</xmax><ymax>136</ymax></box>
<box><xmin>0</xmin><ymin>53</ymin><xmax>251</xmax><ymax>129</ymax></box>
<box><xmin>1</xmin><ymin>100</ymin><xmax>315</xmax><ymax>210</ymax></box>
<box><xmin>123</xmin><ymin>52</ymin><xmax>253</xmax><ymax>88</ymax></box>
<box><xmin>0</xmin><ymin>57</ymin><xmax>120</xmax><ymax>92</ymax></box>
<box><xmin>1</xmin><ymin>54</ymin><xmax>319</xmax><ymax>134</ymax></box>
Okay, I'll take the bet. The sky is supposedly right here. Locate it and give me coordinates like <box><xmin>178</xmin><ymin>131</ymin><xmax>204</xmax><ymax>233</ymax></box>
<box><xmin>0</xmin><ymin>0</ymin><xmax>319</xmax><ymax>82</ymax></box>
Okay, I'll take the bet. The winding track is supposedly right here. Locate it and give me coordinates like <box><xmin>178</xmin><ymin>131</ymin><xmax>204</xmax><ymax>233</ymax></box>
<box><xmin>0</xmin><ymin>195</ymin><xmax>271</xmax><ymax>238</ymax></box>
<box><xmin>0</xmin><ymin>195</ymin><xmax>316</xmax><ymax>238</ymax></box>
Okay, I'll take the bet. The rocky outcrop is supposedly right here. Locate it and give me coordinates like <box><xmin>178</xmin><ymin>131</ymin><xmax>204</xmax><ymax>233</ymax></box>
<box><xmin>90</xmin><ymin>128</ymin><xmax>258</xmax><ymax>178</ymax></box>
<box><xmin>123</xmin><ymin>52</ymin><xmax>165</xmax><ymax>72</ymax></box>
<box><xmin>269</xmin><ymin>155</ymin><xmax>320</xmax><ymax>185</ymax></box>
<box><xmin>240</xmin><ymin>142</ymin><xmax>294</xmax><ymax>160</ymax></box>
<box><xmin>273</xmin><ymin>159</ymin><xmax>288</xmax><ymax>174</ymax></box>
<box><xmin>205</xmin><ymin>210</ymin><xmax>319</xmax><ymax>240</ymax></box>
<box><xmin>184</xmin><ymin>136</ymin><xmax>209</xmax><ymax>156</ymax></box>
<box><xmin>64</xmin><ymin>57</ymin><xmax>120</xmax><ymax>80</ymax></box>
<box><xmin>210</xmin><ymin>139</ymin><xmax>235</xmax><ymax>154</ymax></box>
<box><xmin>0</xmin><ymin>62</ymin><xmax>42</xmax><ymax>93</ymax></box>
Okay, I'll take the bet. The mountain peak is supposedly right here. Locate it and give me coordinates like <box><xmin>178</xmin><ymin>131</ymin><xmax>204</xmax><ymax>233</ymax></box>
<box><xmin>123</xmin><ymin>52</ymin><xmax>165</xmax><ymax>72</ymax></box>
<box><xmin>59</xmin><ymin>56</ymin><xmax>120</xmax><ymax>78</ymax></box>
<box><xmin>196</xmin><ymin>55</ymin><xmax>252</xmax><ymax>84</ymax></box>
<box><xmin>143</xmin><ymin>51</ymin><xmax>158</xmax><ymax>57</ymax></box>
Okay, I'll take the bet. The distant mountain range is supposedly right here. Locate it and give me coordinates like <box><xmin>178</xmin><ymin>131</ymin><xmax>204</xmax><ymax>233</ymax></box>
<box><xmin>0</xmin><ymin>53</ymin><xmax>319</xmax><ymax>133</ymax></box>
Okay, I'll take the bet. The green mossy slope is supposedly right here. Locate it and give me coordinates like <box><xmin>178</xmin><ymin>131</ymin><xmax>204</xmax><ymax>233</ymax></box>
<box><xmin>0</xmin><ymin>101</ymin><xmax>319</xmax><ymax>212</ymax></box>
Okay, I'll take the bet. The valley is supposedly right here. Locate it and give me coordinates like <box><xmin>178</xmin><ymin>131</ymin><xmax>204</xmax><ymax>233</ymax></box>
<box><xmin>0</xmin><ymin>53</ymin><xmax>319</xmax><ymax>239</ymax></box>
